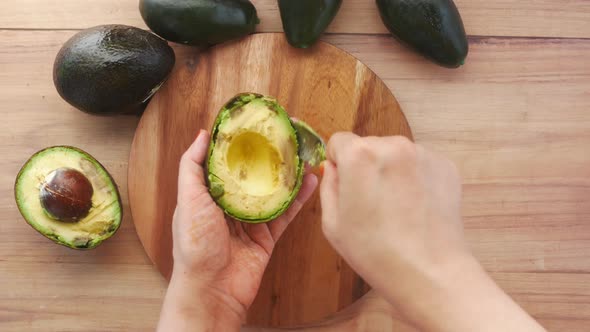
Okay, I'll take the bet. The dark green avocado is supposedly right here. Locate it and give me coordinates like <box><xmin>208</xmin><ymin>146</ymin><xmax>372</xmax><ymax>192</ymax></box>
<box><xmin>140</xmin><ymin>0</ymin><xmax>259</xmax><ymax>46</ymax></box>
<box><xmin>376</xmin><ymin>0</ymin><xmax>468</xmax><ymax>68</ymax></box>
<box><xmin>53</xmin><ymin>25</ymin><xmax>175</xmax><ymax>115</ymax></box>
<box><xmin>278</xmin><ymin>0</ymin><xmax>342</xmax><ymax>48</ymax></box>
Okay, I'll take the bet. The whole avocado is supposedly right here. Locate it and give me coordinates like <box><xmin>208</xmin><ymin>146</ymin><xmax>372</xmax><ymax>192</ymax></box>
<box><xmin>140</xmin><ymin>0</ymin><xmax>259</xmax><ymax>46</ymax></box>
<box><xmin>53</xmin><ymin>25</ymin><xmax>175</xmax><ymax>115</ymax></box>
<box><xmin>376</xmin><ymin>0</ymin><xmax>468</xmax><ymax>68</ymax></box>
<box><xmin>278</xmin><ymin>0</ymin><xmax>342</xmax><ymax>48</ymax></box>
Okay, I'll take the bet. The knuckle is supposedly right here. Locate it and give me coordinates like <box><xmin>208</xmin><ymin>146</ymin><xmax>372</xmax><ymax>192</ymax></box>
<box><xmin>390</xmin><ymin>136</ymin><xmax>416</xmax><ymax>155</ymax></box>
<box><xmin>179</xmin><ymin>150</ymin><xmax>192</xmax><ymax>165</ymax></box>
<box><xmin>328</xmin><ymin>132</ymin><xmax>350</xmax><ymax>150</ymax></box>
<box><xmin>349</xmin><ymin>140</ymin><xmax>376</xmax><ymax>160</ymax></box>
<box><xmin>379</xmin><ymin>136</ymin><xmax>417</xmax><ymax>164</ymax></box>
<box><xmin>330</xmin><ymin>132</ymin><xmax>349</xmax><ymax>142</ymax></box>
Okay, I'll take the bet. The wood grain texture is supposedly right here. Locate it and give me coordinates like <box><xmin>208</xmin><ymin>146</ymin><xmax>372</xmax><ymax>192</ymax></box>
<box><xmin>128</xmin><ymin>33</ymin><xmax>412</xmax><ymax>327</ymax></box>
<box><xmin>1</xmin><ymin>0</ymin><xmax>589</xmax><ymax>38</ymax></box>
<box><xmin>1</xmin><ymin>19</ymin><xmax>590</xmax><ymax>332</ymax></box>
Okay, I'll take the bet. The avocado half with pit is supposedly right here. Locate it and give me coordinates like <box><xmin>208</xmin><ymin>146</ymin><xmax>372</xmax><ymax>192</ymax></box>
<box><xmin>14</xmin><ymin>146</ymin><xmax>122</xmax><ymax>249</ymax></box>
<box><xmin>207</xmin><ymin>93</ymin><xmax>304</xmax><ymax>223</ymax></box>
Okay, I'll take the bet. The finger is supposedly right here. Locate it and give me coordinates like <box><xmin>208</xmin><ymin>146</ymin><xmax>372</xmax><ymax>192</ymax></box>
<box><xmin>244</xmin><ymin>223</ymin><xmax>274</xmax><ymax>255</ymax></box>
<box><xmin>327</xmin><ymin>132</ymin><xmax>359</xmax><ymax>165</ymax></box>
<box><xmin>186</xmin><ymin>129</ymin><xmax>210</xmax><ymax>165</ymax></box>
<box><xmin>233</xmin><ymin>219</ymin><xmax>250</xmax><ymax>243</ymax></box>
<box><xmin>177</xmin><ymin>130</ymin><xmax>210</xmax><ymax>203</ymax></box>
<box><xmin>226</xmin><ymin>218</ymin><xmax>237</xmax><ymax>236</ymax></box>
<box><xmin>320</xmin><ymin>161</ymin><xmax>339</xmax><ymax>230</ymax></box>
<box><xmin>269</xmin><ymin>174</ymin><xmax>318</xmax><ymax>241</ymax></box>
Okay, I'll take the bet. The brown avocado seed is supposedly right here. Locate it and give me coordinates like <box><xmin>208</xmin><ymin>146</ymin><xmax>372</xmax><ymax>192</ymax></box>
<box><xmin>39</xmin><ymin>167</ymin><xmax>93</xmax><ymax>222</ymax></box>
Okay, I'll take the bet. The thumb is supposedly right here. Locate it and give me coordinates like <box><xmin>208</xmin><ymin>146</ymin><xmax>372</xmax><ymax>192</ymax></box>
<box><xmin>320</xmin><ymin>161</ymin><xmax>339</xmax><ymax>233</ymax></box>
<box><xmin>177</xmin><ymin>130</ymin><xmax>210</xmax><ymax>204</ymax></box>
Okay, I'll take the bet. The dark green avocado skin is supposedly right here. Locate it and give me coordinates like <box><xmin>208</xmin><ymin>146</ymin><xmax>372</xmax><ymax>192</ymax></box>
<box><xmin>376</xmin><ymin>0</ymin><xmax>468</xmax><ymax>68</ymax></box>
<box><xmin>278</xmin><ymin>0</ymin><xmax>342</xmax><ymax>48</ymax></box>
<box><xmin>53</xmin><ymin>25</ymin><xmax>175</xmax><ymax>115</ymax></box>
<box><xmin>140</xmin><ymin>0</ymin><xmax>259</xmax><ymax>46</ymax></box>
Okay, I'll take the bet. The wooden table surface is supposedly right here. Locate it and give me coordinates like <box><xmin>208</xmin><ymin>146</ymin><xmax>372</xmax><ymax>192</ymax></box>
<box><xmin>1</xmin><ymin>1</ymin><xmax>589</xmax><ymax>331</ymax></box>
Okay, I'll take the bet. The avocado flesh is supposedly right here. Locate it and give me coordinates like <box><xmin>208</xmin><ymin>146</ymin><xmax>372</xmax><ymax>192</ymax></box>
<box><xmin>208</xmin><ymin>94</ymin><xmax>303</xmax><ymax>222</ymax></box>
<box><xmin>15</xmin><ymin>147</ymin><xmax>122</xmax><ymax>249</ymax></box>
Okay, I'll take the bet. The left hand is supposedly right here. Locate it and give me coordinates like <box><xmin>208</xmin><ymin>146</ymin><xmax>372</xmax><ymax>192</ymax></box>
<box><xmin>158</xmin><ymin>129</ymin><xmax>318</xmax><ymax>331</ymax></box>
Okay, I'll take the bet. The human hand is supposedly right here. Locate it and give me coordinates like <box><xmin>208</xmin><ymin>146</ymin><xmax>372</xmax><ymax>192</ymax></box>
<box><xmin>158</xmin><ymin>130</ymin><xmax>318</xmax><ymax>331</ymax></box>
<box><xmin>320</xmin><ymin>133</ymin><xmax>545</xmax><ymax>332</ymax></box>
<box><xmin>320</xmin><ymin>133</ymin><xmax>467</xmax><ymax>297</ymax></box>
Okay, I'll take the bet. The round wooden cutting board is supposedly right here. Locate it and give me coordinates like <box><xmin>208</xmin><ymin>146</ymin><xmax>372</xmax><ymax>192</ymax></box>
<box><xmin>128</xmin><ymin>33</ymin><xmax>412</xmax><ymax>327</ymax></box>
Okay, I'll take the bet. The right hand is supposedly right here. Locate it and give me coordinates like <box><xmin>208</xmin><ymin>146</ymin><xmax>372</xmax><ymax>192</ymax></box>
<box><xmin>320</xmin><ymin>133</ymin><xmax>471</xmax><ymax>312</ymax></box>
<box><xmin>320</xmin><ymin>133</ymin><xmax>546</xmax><ymax>332</ymax></box>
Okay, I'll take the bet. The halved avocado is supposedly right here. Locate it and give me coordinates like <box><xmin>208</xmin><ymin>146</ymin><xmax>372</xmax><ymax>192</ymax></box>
<box><xmin>207</xmin><ymin>93</ymin><xmax>303</xmax><ymax>223</ymax></box>
<box><xmin>14</xmin><ymin>146</ymin><xmax>122</xmax><ymax>249</ymax></box>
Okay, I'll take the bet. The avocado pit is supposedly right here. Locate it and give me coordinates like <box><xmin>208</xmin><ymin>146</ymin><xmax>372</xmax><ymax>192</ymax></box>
<box><xmin>40</xmin><ymin>167</ymin><xmax>93</xmax><ymax>223</ymax></box>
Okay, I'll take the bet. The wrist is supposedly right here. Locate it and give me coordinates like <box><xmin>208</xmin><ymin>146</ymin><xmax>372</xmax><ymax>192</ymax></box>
<box><xmin>160</xmin><ymin>269</ymin><xmax>246</xmax><ymax>331</ymax></box>
<box><xmin>386</xmin><ymin>253</ymin><xmax>505</xmax><ymax>332</ymax></box>
<box><xmin>370</xmin><ymin>251</ymin><xmax>482</xmax><ymax>322</ymax></box>
<box><xmin>408</xmin><ymin>251</ymin><xmax>484</xmax><ymax>307</ymax></box>
<box><xmin>402</xmin><ymin>254</ymin><xmax>546</xmax><ymax>332</ymax></box>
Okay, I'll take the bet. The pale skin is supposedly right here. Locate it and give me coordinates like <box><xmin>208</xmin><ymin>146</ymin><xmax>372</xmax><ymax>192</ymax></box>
<box><xmin>157</xmin><ymin>130</ymin><xmax>547</xmax><ymax>332</ymax></box>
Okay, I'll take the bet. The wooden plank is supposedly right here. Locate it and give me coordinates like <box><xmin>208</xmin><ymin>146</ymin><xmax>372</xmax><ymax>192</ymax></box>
<box><xmin>1</xmin><ymin>30</ymin><xmax>589</xmax><ymax>330</ymax></box>
<box><xmin>496</xmin><ymin>272</ymin><xmax>590</xmax><ymax>330</ymax></box>
<box><xmin>0</xmin><ymin>0</ymin><xmax>589</xmax><ymax>38</ymax></box>
<box><xmin>0</xmin><ymin>262</ymin><xmax>165</xmax><ymax>331</ymax></box>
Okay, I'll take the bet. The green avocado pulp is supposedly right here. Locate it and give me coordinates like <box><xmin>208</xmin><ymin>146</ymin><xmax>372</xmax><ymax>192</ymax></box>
<box><xmin>226</xmin><ymin>132</ymin><xmax>282</xmax><ymax>197</ymax></box>
<box><xmin>207</xmin><ymin>94</ymin><xmax>303</xmax><ymax>223</ymax></box>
